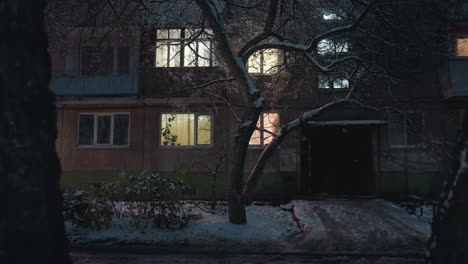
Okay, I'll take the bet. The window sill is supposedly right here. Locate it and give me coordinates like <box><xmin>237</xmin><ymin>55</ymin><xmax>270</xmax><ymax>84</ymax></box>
<box><xmin>75</xmin><ymin>145</ymin><xmax>130</xmax><ymax>149</ymax></box>
<box><xmin>389</xmin><ymin>145</ymin><xmax>425</xmax><ymax>149</ymax></box>
<box><xmin>159</xmin><ymin>145</ymin><xmax>213</xmax><ymax>149</ymax></box>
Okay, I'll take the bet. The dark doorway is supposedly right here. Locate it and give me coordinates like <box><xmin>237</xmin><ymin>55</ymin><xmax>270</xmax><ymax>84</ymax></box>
<box><xmin>300</xmin><ymin>125</ymin><xmax>374</xmax><ymax>196</ymax></box>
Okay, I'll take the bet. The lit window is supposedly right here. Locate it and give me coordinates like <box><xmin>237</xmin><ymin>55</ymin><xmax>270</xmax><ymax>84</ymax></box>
<box><xmin>161</xmin><ymin>114</ymin><xmax>212</xmax><ymax>146</ymax></box>
<box><xmin>318</xmin><ymin>74</ymin><xmax>349</xmax><ymax>89</ymax></box>
<box><xmin>455</xmin><ymin>38</ymin><xmax>468</xmax><ymax>56</ymax></box>
<box><xmin>155</xmin><ymin>29</ymin><xmax>216</xmax><ymax>67</ymax></box>
<box><xmin>78</xmin><ymin>113</ymin><xmax>129</xmax><ymax>146</ymax></box>
<box><xmin>247</xmin><ymin>49</ymin><xmax>281</xmax><ymax>74</ymax></box>
<box><xmin>249</xmin><ymin>113</ymin><xmax>280</xmax><ymax>146</ymax></box>
<box><xmin>388</xmin><ymin>112</ymin><xmax>423</xmax><ymax>147</ymax></box>
<box><xmin>317</xmin><ymin>39</ymin><xmax>349</xmax><ymax>55</ymax></box>
<box><xmin>322</xmin><ymin>11</ymin><xmax>340</xmax><ymax>20</ymax></box>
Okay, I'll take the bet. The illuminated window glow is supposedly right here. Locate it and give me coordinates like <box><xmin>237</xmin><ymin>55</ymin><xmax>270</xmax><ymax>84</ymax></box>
<box><xmin>249</xmin><ymin>113</ymin><xmax>280</xmax><ymax>145</ymax></box>
<box><xmin>160</xmin><ymin>113</ymin><xmax>212</xmax><ymax>146</ymax></box>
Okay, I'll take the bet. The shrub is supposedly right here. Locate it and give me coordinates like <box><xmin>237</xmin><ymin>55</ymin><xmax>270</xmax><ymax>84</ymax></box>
<box><xmin>63</xmin><ymin>171</ymin><xmax>200</xmax><ymax>230</ymax></box>
<box><xmin>63</xmin><ymin>190</ymin><xmax>113</xmax><ymax>230</ymax></box>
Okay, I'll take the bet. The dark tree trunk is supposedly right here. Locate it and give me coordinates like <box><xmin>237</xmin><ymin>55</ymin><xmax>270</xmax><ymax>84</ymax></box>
<box><xmin>0</xmin><ymin>1</ymin><xmax>70</xmax><ymax>263</ymax></box>
<box><xmin>227</xmin><ymin>108</ymin><xmax>262</xmax><ymax>224</ymax></box>
<box><xmin>428</xmin><ymin>108</ymin><xmax>468</xmax><ymax>264</ymax></box>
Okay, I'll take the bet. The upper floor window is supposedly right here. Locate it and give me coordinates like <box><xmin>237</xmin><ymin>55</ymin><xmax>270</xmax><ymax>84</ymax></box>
<box><xmin>318</xmin><ymin>73</ymin><xmax>349</xmax><ymax>89</ymax></box>
<box><xmin>78</xmin><ymin>113</ymin><xmax>129</xmax><ymax>146</ymax></box>
<box><xmin>248</xmin><ymin>49</ymin><xmax>281</xmax><ymax>74</ymax></box>
<box><xmin>388</xmin><ymin>112</ymin><xmax>423</xmax><ymax>148</ymax></box>
<box><xmin>317</xmin><ymin>39</ymin><xmax>349</xmax><ymax>55</ymax></box>
<box><xmin>160</xmin><ymin>113</ymin><xmax>212</xmax><ymax>146</ymax></box>
<box><xmin>81</xmin><ymin>46</ymin><xmax>130</xmax><ymax>76</ymax></box>
<box><xmin>155</xmin><ymin>29</ymin><xmax>216</xmax><ymax>68</ymax></box>
<box><xmin>249</xmin><ymin>113</ymin><xmax>280</xmax><ymax>146</ymax></box>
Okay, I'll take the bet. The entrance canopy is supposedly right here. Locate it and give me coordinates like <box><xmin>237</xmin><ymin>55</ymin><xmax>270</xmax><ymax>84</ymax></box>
<box><xmin>306</xmin><ymin>102</ymin><xmax>386</xmax><ymax>125</ymax></box>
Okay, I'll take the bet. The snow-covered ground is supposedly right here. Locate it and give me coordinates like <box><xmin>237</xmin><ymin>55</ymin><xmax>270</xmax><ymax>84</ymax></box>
<box><xmin>67</xmin><ymin>199</ymin><xmax>432</xmax><ymax>254</ymax></box>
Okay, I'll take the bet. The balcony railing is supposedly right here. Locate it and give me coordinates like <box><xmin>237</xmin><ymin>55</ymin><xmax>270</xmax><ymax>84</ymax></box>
<box><xmin>449</xmin><ymin>58</ymin><xmax>468</xmax><ymax>98</ymax></box>
<box><xmin>50</xmin><ymin>73</ymin><xmax>138</xmax><ymax>97</ymax></box>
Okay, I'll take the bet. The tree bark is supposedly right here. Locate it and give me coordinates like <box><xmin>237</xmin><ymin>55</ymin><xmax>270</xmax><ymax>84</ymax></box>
<box><xmin>0</xmin><ymin>1</ymin><xmax>71</xmax><ymax>263</ymax></box>
<box><xmin>227</xmin><ymin>108</ymin><xmax>262</xmax><ymax>224</ymax></box>
<box><xmin>428</xmin><ymin>107</ymin><xmax>468</xmax><ymax>264</ymax></box>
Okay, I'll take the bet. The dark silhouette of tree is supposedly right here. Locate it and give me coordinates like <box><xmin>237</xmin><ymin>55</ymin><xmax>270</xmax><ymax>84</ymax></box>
<box><xmin>428</xmin><ymin>107</ymin><xmax>468</xmax><ymax>264</ymax></box>
<box><xmin>0</xmin><ymin>0</ymin><xmax>71</xmax><ymax>263</ymax></box>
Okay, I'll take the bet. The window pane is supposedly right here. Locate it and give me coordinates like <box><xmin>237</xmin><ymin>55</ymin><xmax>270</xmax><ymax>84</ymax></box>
<box><xmin>168</xmin><ymin>44</ymin><xmax>181</xmax><ymax>67</ymax></box>
<box><xmin>81</xmin><ymin>46</ymin><xmax>114</xmax><ymax>75</ymax></box>
<box><xmin>118</xmin><ymin>47</ymin><xmax>130</xmax><ymax>75</ymax></box>
<box><xmin>455</xmin><ymin>38</ymin><xmax>468</xmax><ymax>56</ymax></box>
<box><xmin>169</xmin><ymin>29</ymin><xmax>181</xmax><ymax>39</ymax></box>
<box><xmin>318</xmin><ymin>74</ymin><xmax>330</xmax><ymax>88</ymax></box>
<box><xmin>157</xmin><ymin>29</ymin><xmax>168</xmax><ymax>39</ymax></box>
<box><xmin>184</xmin><ymin>42</ymin><xmax>197</xmax><ymax>67</ymax></box>
<box><xmin>78</xmin><ymin>114</ymin><xmax>94</xmax><ymax>145</ymax></box>
<box><xmin>389</xmin><ymin>120</ymin><xmax>405</xmax><ymax>146</ymax></box>
<box><xmin>406</xmin><ymin>113</ymin><xmax>423</xmax><ymax>145</ymax></box>
<box><xmin>263</xmin><ymin>49</ymin><xmax>279</xmax><ymax>74</ymax></box>
<box><xmin>248</xmin><ymin>51</ymin><xmax>262</xmax><ymax>73</ymax></box>
<box><xmin>317</xmin><ymin>39</ymin><xmax>334</xmax><ymax>55</ymax></box>
<box><xmin>113</xmin><ymin>114</ymin><xmax>129</xmax><ymax>145</ymax></box>
<box><xmin>197</xmin><ymin>115</ymin><xmax>211</xmax><ymax>145</ymax></box>
<box><xmin>156</xmin><ymin>41</ymin><xmax>168</xmax><ymax>67</ymax></box>
<box><xmin>336</xmin><ymin>42</ymin><xmax>349</xmax><ymax>53</ymax></box>
<box><xmin>198</xmin><ymin>40</ymin><xmax>211</xmax><ymax>67</ymax></box>
<box><xmin>262</xmin><ymin>113</ymin><xmax>279</xmax><ymax>145</ymax></box>
<box><xmin>333</xmin><ymin>78</ymin><xmax>349</xmax><ymax>89</ymax></box>
<box><xmin>161</xmin><ymin>114</ymin><xmax>194</xmax><ymax>146</ymax></box>
<box><xmin>97</xmin><ymin>115</ymin><xmax>111</xmax><ymax>144</ymax></box>
<box><xmin>249</xmin><ymin>129</ymin><xmax>262</xmax><ymax>145</ymax></box>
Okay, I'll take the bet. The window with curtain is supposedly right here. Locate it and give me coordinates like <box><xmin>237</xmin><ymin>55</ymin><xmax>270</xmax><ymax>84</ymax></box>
<box><xmin>160</xmin><ymin>113</ymin><xmax>212</xmax><ymax>146</ymax></box>
<box><xmin>249</xmin><ymin>113</ymin><xmax>280</xmax><ymax>146</ymax></box>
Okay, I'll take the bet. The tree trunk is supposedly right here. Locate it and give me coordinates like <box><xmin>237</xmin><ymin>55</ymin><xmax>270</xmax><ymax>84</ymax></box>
<box><xmin>227</xmin><ymin>108</ymin><xmax>262</xmax><ymax>224</ymax></box>
<box><xmin>0</xmin><ymin>1</ymin><xmax>71</xmax><ymax>263</ymax></box>
<box><xmin>428</xmin><ymin>107</ymin><xmax>468</xmax><ymax>264</ymax></box>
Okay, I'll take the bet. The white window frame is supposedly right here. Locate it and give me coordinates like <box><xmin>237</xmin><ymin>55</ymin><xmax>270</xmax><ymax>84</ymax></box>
<box><xmin>247</xmin><ymin>49</ymin><xmax>282</xmax><ymax>75</ymax></box>
<box><xmin>155</xmin><ymin>28</ymin><xmax>217</xmax><ymax>68</ymax></box>
<box><xmin>76</xmin><ymin>112</ymin><xmax>130</xmax><ymax>148</ymax></box>
<box><xmin>249</xmin><ymin>112</ymin><xmax>280</xmax><ymax>147</ymax></box>
<box><xmin>388</xmin><ymin>112</ymin><xmax>424</xmax><ymax>149</ymax></box>
<box><xmin>159</xmin><ymin>113</ymin><xmax>213</xmax><ymax>148</ymax></box>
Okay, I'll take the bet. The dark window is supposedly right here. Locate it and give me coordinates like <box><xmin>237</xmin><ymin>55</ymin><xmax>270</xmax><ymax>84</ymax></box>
<box><xmin>389</xmin><ymin>112</ymin><xmax>423</xmax><ymax>147</ymax></box>
<box><xmin>81</xmin><ymin>46</ymin><xmax>114</xmax><ymax>76</ymax></box>
<box><xmin>96</xmin><ymin>115</ymin><xmax>111</xmax><ymax>144</ymax></box>
<box><xmin>78</xmin><ymin>113</ymin><xmax>129</xmax><ymax>146</ymax></box>
<box><xmin>118</xmin><ymin>47</ymin><xmax>130</xmax><ymax>75</ymax></box>
<box><xmin>78</xmin><ymin>114</ymin><xmax>95</xmax><ymax>145</ymax></box>
<box><xmin>114</xmin><ymin>114</ymin><xmax>129</xmax><ymax>145</ymax></box>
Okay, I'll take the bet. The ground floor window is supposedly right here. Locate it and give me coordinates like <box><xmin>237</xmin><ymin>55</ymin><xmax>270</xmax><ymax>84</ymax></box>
<box><xmin>78</xmin><ymin>113</ymin><xmax>129</xmax><ymax>146</ymax></box>
<box><xmin>388</xmin><ymin>112</ymin><xmax>423</xmax><ymax>148</ymax></box>
<box><xmin>160</xmin><ymin>113</ymin><xmax>212</xmax><ymax>146</ymax></box>
<box><xmin>249</xmin><ymin>113</ymin><xmax>280</xmax><ymax>146</ymax></box>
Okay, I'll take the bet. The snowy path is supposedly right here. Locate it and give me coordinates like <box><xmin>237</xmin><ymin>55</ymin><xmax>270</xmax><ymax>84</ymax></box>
<box><xmin>67</xmin><ymin>199</ymin><xmax>432</xmax><ymax>255</ymax></box>
<box><xmin>71</xmin><ymin>251</ymin><xmax>425</xmax><ymax>264</ymax></box>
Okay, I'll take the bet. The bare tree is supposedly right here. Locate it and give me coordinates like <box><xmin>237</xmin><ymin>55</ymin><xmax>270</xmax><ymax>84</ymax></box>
<box><xmin>0</xmin><ymin>0</ymin><xmax>71</xmax><ymax>263</ymax></box>
<box><xmin>428</xmin><ymin>108</ymin><xmax>468</xmax><ymax>264</ymax></box>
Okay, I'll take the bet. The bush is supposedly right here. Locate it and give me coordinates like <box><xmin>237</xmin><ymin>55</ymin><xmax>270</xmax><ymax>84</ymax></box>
<box><xmin>63</xmin><ymin>171</ymin><xmax>200</xmax><ymax>230</ymax></box>
<box><xmin>63</xmin><ymin>190</ymin><xmax>113</xmax><ymax>230</ymax></box>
